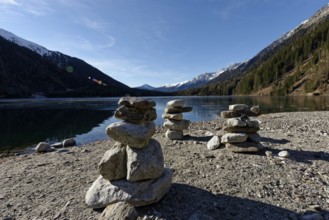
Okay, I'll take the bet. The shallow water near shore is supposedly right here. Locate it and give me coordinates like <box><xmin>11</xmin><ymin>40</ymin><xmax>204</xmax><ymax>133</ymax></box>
<box><xmin>0</xmin><ymin>95</ymin><xmax>328</xmax><ymax>153</ymax></box>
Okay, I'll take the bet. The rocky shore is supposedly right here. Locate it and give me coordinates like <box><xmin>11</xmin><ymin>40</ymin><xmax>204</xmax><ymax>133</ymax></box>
<box><xmin>1</xmin><ymin>111</ymin><xmax>329</xmax><ymax>220</ymax></box>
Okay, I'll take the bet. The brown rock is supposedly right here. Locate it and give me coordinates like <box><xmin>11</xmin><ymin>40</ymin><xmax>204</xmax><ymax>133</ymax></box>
<box><xmin>98</xmin><ymin>202</ymin><xmax>138</xmax><ymax>220</ymax></box>
<box><xmin>118</xmin><ymin>97</ymin><xmax>156</xmax><ymax>110</ymax></box>
<box><xmin>164</xmin><ymin>106</ymin><xmax>193</xmax><ymax>114</ymax></box>
<box><xmin>115</xmin><ymin>106</ymin><xmax>157</xmax><ymax>123</ymax></box>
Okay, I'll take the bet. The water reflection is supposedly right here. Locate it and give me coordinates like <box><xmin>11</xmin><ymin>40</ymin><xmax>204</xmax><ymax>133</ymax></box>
<box><xmin>0</xmin><ymin>96</ymin><xmax>328</xmax><ymax>152</ymax></box>
<box><xmin>0</xmin><ymin>108</ymin><xmax>114</xmax><ymax>152</ymax></box>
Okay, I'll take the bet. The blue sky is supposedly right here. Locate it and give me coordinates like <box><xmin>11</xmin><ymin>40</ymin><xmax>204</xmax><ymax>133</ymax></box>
<box><xmin>0</xmin><ymin>0</ymin><xmax>328</xmax><ymax>87</ymax></box>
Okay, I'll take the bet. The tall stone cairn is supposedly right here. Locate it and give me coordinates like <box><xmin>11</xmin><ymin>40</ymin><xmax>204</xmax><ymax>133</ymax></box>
<box><xmin>220</xmin><ymin>104</ymin><xmax>262</xmax><ymax>153</ymax></box>
<box><xmin>85</xmin><ymin>97</ymin><xmax>173</xmax><ymax>210</ymax></box>
<box><xmin>162</xmin><ymin>99</ymin><xmax>193</xmax><ymax>140</ymax></box>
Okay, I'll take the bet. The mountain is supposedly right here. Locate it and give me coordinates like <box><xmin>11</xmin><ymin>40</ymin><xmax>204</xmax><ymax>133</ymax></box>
<box><xmin>136</xmin><ymin>63</ymin><xmax>242</xmax><ymax>92</ymax></box>
<box><xmin>179</xmin><ymin>3</ymin><xmax>329</xmax><ymax>96</ymax></box>
<box><xmin>0</xmin><ymin>28</ymin><xmax>166</xmax><ymax>98</ymax></box>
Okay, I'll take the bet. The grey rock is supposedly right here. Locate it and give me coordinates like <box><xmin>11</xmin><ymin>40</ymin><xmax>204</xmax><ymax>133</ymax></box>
<box><xmin>221</xmin><ymin>133</ymin><xmax>248</xmax><ymax>143</ymax></box>
<box><xmin>106</xmin><ymin>121</ymin><xmax>155</xmax><ymax>148</ymax></box>
<box><xmin>98</xmin><ymin>202</ymin><xmax>138</xmax><ymax>220</ymax></box>
<box><xmin>229</xmin><ymin>104</ymin><xmax>248</xmax><ymax>111</ymax></box>
<box><xmin>164</xmin><ymin>106</ymin><xmax>193</xmax><ymax>114</ymax></box>
<box><xmin>207</xmin><ymin>136</ymin><xmax>221</xmax><ymax>150</ymax></box>
<box><xmin>278</xmin><ymin>150</ymin><xmax>290</xmax><ymax>158</ymax></box>
<box><xmin>165</xmin><ymin>130</ymin><xmax>183</xmax><ymax>140</ymax></box>
<box><xmin>85</xmin><ymin>168</ymin><xmax>173</xmax><ymax>208</ymax></box>
<box><xmin>118</xmin><ymin>97</ymin><xmax>156</xmax><ymax>110</ymax></box>
<box><xmin>63</xmin><ymin>138</ymin><xmax>76</xmax><ymax>147</ymax></box>
<box><xmin>35</xmin><ymin>142</ymin><xmax>53</xmax><ymax>152</ymax></box>
<box><xmin>220</xmin><ymin>109</ymin><xmax>260</xmax><ymax>118</ymax></box>
<box><xmin>99</xmin><ymin>142</ymin><xmax>127</xmax><ymax>181</ymax></box>
<box><xmin>115</xmin><ymin>105</ymin><xmax>157</xmax><ymax>123</ymax></box>
<box><xmin>166</xmin><ymin>99</ymin><xmax>185</xmax><ymax>108</ymax></box>
<box><xmin>163</xmin><ymin>119</ymin><xmax>190</xmax><ymax>130</ymax></box>
<box><xmin>250</xmin><ymin>105</ymin><xmax>261</xmax><ymax>116</ymax></box>
<box><xmin>226</xmin><ymin>118</ymin><xmax>247</xmax><ymax>127</ymax></box>
<box><xmin>162</xmin><ymin>113</ymin><xmax>183</xmax><ymax>121</ymax></box>
<box><xmin>126</xmin><ymin>139</ymin><xmax>164</xmax><ymax>181</ymax></box>
<box><xmin>265</xmin><ymin>151</ymin><xmax>273</xmax><ymax>157</ymax></box>
<box><xmin>246</xmin><ymin>119</ymin><xmax>260</xmax><ymax>128</ymax></box>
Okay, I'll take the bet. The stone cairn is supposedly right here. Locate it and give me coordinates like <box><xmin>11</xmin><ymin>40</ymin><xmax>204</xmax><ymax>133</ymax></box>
<box><xmin>85</xmin><ymin>97</ymin><xmax>173</xmax><ymax>212</ymax></box>
<box><xmin>208</xmin><ymin>104</ymin><xmax>262</xmax><ymax>152</ymax></box>
<box><xmin>162</xmin><ymin>99</ymin><xmax>193</xmax><ymax>140</ymax></box>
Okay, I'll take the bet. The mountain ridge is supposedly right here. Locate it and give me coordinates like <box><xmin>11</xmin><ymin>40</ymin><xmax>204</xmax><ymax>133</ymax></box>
<box><xmin>179</xmin><ymin>3</ymin><xmax>329</xmax><ymax>96</ymax></box>
<box><xmin>0</xmin><ymin>29</ymin><xmax>167</xmax><ymax>98</ymax></box>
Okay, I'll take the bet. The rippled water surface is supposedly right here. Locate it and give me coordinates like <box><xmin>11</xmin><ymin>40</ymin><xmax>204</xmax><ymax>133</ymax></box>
<box><xmin>1</xmin><ymin>96</ymin><xmax>328</xmax><ymax>152</ymax></box>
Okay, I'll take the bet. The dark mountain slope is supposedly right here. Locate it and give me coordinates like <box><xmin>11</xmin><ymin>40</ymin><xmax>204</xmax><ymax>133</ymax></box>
<box><xmin>0</xmin><ymin>32</ymin><xmax>168</xmax><ymax>98</ymax></box>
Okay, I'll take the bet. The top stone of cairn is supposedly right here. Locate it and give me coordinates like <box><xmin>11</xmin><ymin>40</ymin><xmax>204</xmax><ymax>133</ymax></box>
<box><xmin>118</xmin><ymin>97</ymin><xmax>156</xmax><ymax>110</ymax></box>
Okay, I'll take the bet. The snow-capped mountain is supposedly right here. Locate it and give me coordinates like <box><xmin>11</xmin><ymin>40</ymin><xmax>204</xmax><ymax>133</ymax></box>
<box><xmin>0</xmin><ymin>28</ymin><xmax>168</xmax><ymax>98</ymax></box>
<box><xmin>136</xmin><ymin>63</ymin><xmax>243</xmax><ymax>92</ymax></box>
<box><xmin>0</xmin><ymin>28</ymin><xmax>52</xmax><ymax>56</ymax></box>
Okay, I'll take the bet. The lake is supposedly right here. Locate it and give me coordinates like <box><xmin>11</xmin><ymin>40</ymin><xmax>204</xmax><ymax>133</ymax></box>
<box><xmin>1</xmin><ymin>96</ymin><xmax>329</xmax><ymax>153</ymax></box>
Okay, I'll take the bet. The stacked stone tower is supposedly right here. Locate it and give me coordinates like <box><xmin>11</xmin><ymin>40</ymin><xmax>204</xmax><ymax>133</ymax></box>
<box><xmin>85</xmin><ymin>97</ymin><xmax>172</xmax><ymax>209</ymax></box>
<box><xmin>162</xmin><ymin>99</ymin><xmax>193</xmax><ymax>140</ymax></box>
<box><xmin>220</xmin><ymin>104</ymin><xmax>262</xmax><ymax>153</ymax></box>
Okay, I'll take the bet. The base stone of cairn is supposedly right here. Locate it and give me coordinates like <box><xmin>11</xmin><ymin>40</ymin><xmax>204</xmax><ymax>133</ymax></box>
<box><xmin>219</xmin><ymin>104</ymin><xmax>262</xmax><ymax>153</ymax></box>
<box><xmin>85</xmin><ymin>97</ymin><xmax>172</xmax><ymax>210</ymax></box>
<box><xmin>162</xmin><ymin>99</ymin><xmax>193</xmax><ymax>140</ymax></box>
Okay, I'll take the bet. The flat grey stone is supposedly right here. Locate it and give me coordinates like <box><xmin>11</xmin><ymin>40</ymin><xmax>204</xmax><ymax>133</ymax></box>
<box><xmin>221</xmin><ymin>133</ymin><xmax>248</xmax><ymax>143</ymax></box>
<box><xmin>85</xmin><ymin>168</ymin><xmax>173</xmax><ymax>208</ymax></box>
<box><xmin>162</xmin><ymin>113</ymin><xmax>183</xmax><ymax>121</ymax></box>
<box><xmin>166</xmin><ymin>99</ymin><xmax>185</xmax><ymax>108</ymax></box>
<box><xmin>126</xmin><ymin>139</ymin><xmax>164</xmax><ymax>181</ymax></box>
<box><xmin>106</xmin><ymin>121</ymin><xmax>155</xmax><ymax>148</ymax></box>
<box><xmin>99</xmin><ymin>142</ymin><xmax>127</xmax><ymax>181</ymax></box>
<box><xmin>118</xmin><ymin>97</ymin><xmax>156</xmax><ymax>110</ymax></box>
<box><xmin>226</xmin><ymin>118</ymin><xmax>247</xmax><ymax>127</ymax></box>
<box><xmin>163</xmin><ymin>119</ymin><xmax>190</xmax><ymax>130</ymax></box>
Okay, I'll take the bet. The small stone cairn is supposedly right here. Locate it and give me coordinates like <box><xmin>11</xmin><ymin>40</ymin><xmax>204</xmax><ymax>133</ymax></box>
<box><xmin>85</xmin><ymin>97</ymin><xmax>173</xmax><ymax>210</ymax></box>
<box><xmin>208</xmin><ymin>104</ymin><xmax>262</xmax><ymax>152</ymax></box>
<box><xmin>162</xmin><ymin>99</ymin><xmax>193</xmax><ymax>140</ymax></box>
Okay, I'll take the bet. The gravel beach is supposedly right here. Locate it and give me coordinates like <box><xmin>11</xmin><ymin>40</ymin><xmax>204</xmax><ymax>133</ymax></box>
<box><xmin>1</xmin><ymin>111</ymin><xmax>329</xmax><ymax>220</ymax></box>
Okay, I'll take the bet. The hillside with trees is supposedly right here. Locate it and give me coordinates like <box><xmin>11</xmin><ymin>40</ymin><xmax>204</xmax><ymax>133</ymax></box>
<box><xmin>179</xmin><ymin>5</ymin><xmax>329</xmax><ymax>96</ymax></box>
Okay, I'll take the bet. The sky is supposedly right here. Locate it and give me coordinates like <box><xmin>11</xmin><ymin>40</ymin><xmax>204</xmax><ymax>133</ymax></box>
<box><xmin>0</xmin><ymin>0</ymin><xmax>328</xmax><ymax>87</ymax></box>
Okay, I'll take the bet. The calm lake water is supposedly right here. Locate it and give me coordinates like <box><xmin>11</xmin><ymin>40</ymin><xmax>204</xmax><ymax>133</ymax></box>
<box><xmin>1</xmin><ymin>96</ymin><xmax>329</xmax><ymax>153</ymax></box>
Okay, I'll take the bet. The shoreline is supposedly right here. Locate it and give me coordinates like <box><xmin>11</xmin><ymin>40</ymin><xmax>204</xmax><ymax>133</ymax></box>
<box><xmin>1</xmin><ymin>111</ymin><xmax>329</xmax><ymax>219</ymax></box>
